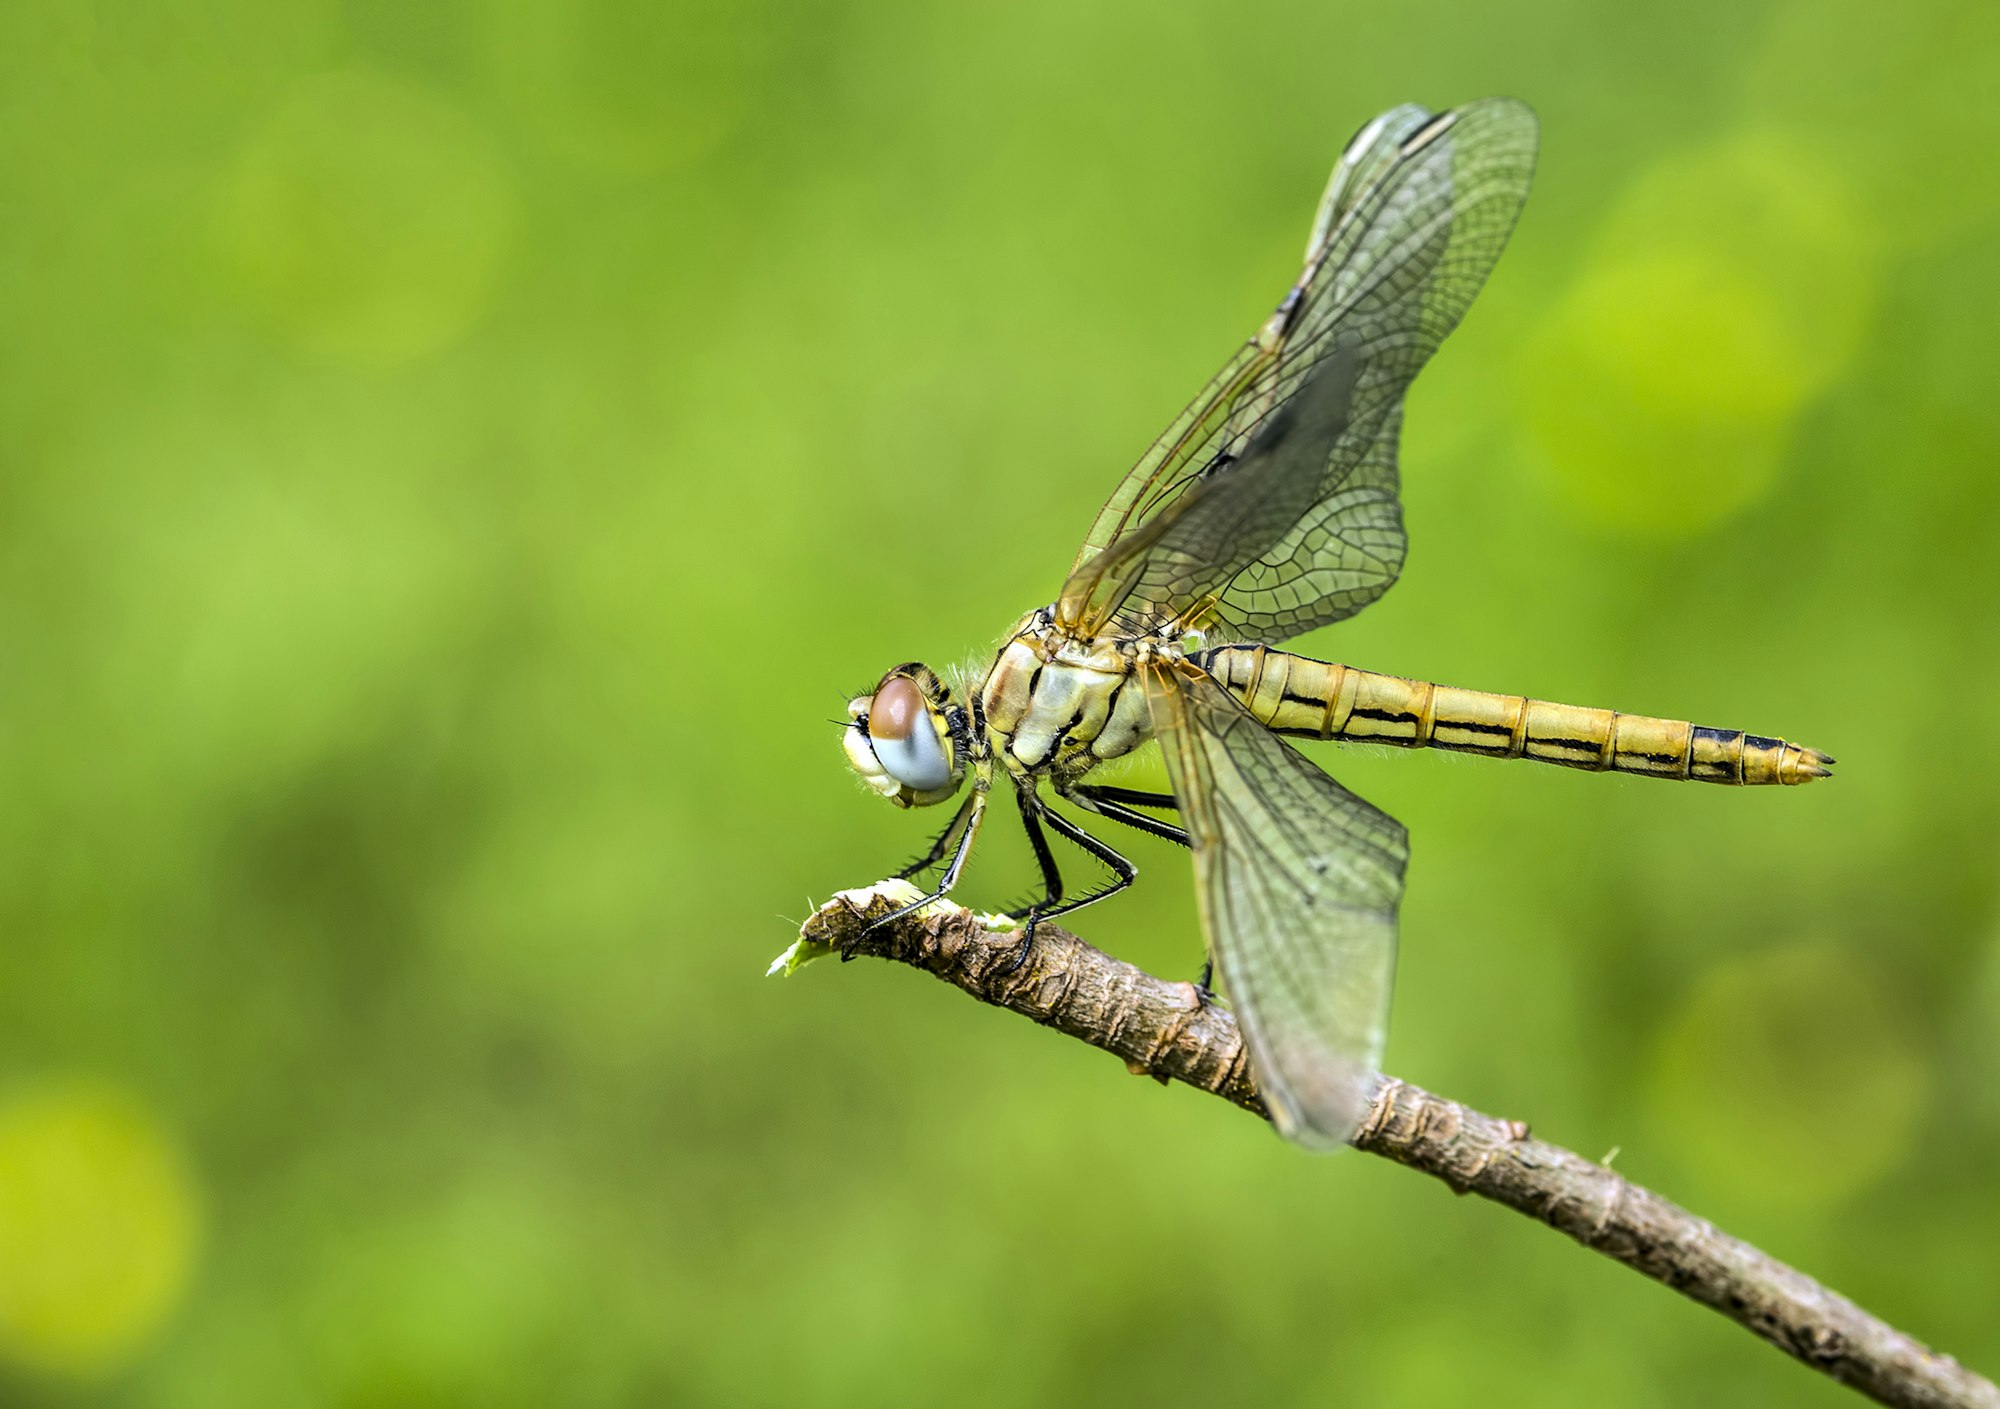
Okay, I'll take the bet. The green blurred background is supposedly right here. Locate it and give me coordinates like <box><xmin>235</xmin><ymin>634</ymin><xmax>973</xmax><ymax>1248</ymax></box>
<box><xmin>2</xmin><ymin>0</ymin><xmax>1996</xmax><ymax>1403</ymax></box>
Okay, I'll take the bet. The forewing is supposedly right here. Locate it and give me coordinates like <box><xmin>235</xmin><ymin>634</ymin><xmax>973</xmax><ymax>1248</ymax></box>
<box><xmin>1061</xmin><ymin>99</ymin><xmax>1536</xmax><ymax>642</ymax></box>
<box><xmin>1144</xmin><ymin>662</ymin><xmax>1408</xmax><ymax>1148</ymax></box>
<box><xmin>1058</xmin><ymin>346</ymin><xmax>1366</xmax><ymax>644</ymax></box>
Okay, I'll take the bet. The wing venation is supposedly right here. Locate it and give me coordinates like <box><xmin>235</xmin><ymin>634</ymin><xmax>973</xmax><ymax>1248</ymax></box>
<box><xmin>1144</xmin><ymin>663</ymin><xmax>1408</xmax><ymax>1147</ymax></box>
<box><xmin>1061</xmin><ymin>99</ymin><xmax>1537</xmax><ymax>643</ymax></box>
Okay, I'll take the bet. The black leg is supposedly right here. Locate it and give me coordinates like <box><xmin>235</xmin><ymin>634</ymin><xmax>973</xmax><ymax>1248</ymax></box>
<box><xmin>854</xmin><ymin>785</ymin><xmax>989</xmax><ymax>953</ymax></box>
<box><xmin>1076</xmin><ymin>785</ymin><xmax>1181</xmax><ymax>810</ymax></box>
<box><xmin>1003</xmin><ymin>791</ymin><xmax>1143</xmax><ymax>975</ymax></box>
<box><xmin>1003</xmin><ymin>789</ymin><xmax>1067</xmax><ymax>974</ymax></box>
<box><xmin>1069</xmin><ymin>785</ymin><xmax>1190</xmax><ymax>848</ymax></box>
<box><xmin>893</xmin><ymin>793</ymin><xmax>976</xmax><ymax>880</ymax></box>
<box><xmin>1071</xmin><ymin>785</ymin><xmax>1207</xmax><ymax>991</ymax></box>
<box><xmin>1029</xmin><ymin>805</ymin><xmax>1138</xmax><ymax>922</ymax></box>
<box><xmin>1184</xmin><ymin>956</ymin><xmax>1216</xmax><ymax>1000</ymax></box>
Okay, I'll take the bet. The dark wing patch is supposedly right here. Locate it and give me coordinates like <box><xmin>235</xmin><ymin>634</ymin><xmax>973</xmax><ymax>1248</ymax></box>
<box><xmin>1061</xmin><ymin>99</ymin><xmax>1537</xmax><ymax>643</ymax></box>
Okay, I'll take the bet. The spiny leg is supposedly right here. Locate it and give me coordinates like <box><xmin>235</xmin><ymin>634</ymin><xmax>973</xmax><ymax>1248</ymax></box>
<box><xmin>893</xmin><ymin>792</ymin><xmax>977</xmax><ymax>881</ymax></box>
<box><xmin>1068</xmin><ymin>785</ymin><xmax>1209</xmax><ymax>997</ymax></box>
<box><xmin>854</xmin><ymin>784</ymin><xmax>989</xmax><ymax>955</ymax></box>
<box><xmin>1021</xmin><ymin>802</ymin><xmax>1139</xmax><ymax>924</ymax></box>
<box><xmin>1075</xmin><ymin>784</ymin><xmax>1183</xmax><ymax>811</ymax></box>
<box><xmin>1004</xmin><ymin>788</ymin><xmax>1067</xmax><ymax>974</ymax></box>
<box><xmin>1069</xmin><ymin>784</ymin><xmax>1190</xmax><ymax>848</ymax></box>
<box><xmin>1002</xmin><ymin>791</ymin><xmax>1144</xmax><ymax>975</ymax></box>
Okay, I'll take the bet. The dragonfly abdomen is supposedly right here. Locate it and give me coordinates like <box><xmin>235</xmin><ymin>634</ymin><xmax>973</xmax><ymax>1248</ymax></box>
<box><xmin>1194</xmin><ymin>645</ymin><xmax>1833</xmax><ymax>786</ymax></box>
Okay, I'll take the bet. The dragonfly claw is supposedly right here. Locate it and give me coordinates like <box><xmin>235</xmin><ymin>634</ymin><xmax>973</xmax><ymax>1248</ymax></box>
<box><xmin>1000</xmin><ymin>915</ymin><xmax>1039</xmax><ymax>975</ymax></box>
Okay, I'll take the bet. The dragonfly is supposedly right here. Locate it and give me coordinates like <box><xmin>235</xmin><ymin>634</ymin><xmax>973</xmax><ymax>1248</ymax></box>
<box><xmin>837</xmin><ymin>98</ymin><xmax>1832</xmax><ymax>1148</ymax></box>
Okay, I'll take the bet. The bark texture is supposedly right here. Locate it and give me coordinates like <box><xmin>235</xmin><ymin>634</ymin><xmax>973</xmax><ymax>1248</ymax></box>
<box><xmin>797</xmin><ymin>887</ymin><xmax>1997</xmax><ymax>1409</ymax></box>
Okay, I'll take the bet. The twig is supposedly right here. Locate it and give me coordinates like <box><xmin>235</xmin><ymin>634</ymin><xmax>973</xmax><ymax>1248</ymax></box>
<box><xmin>795</xmin><ymin>887</ymin><xmax>1998</xmax><ymax>1409</ymax></box>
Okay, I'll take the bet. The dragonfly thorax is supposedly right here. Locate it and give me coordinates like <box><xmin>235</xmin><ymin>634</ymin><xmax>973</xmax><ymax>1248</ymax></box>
<box><xmin>978</xmin><ymin>606</ymin><xmax>1171</xmax><ymax>787</ymax></box>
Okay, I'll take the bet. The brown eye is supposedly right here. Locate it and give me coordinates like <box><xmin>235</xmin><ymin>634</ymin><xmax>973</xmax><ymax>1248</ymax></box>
<box><xmin>870</xmin><ymin>676</ymin><xmax>925</xmax><ymax>742</ymax></box>
<box><xmin>868</xmin><ymin>675</ymin><xmax>949</xmax><ymax>790</ymax></box>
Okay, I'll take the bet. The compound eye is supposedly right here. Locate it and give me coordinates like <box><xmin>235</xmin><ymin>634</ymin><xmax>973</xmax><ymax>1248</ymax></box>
<box><xmin>868</xmin><ymin>675</ymin><xmax>951</xmax><ymax>792</ymax></box>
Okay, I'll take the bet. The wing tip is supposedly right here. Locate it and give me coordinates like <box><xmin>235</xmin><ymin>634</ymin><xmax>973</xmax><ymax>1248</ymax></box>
<box><xmin>1263</xmin><ymin>1063</ymin><xmax>1382</xmax><ymax>1152</ymax></box>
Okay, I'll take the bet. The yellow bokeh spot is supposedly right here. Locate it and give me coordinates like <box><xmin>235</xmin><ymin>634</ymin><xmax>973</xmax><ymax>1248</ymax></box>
<box><xmin>215</xmin><ymin>67</ymin><xmax>516</xmax><ymax>367</ymax></box>
<box><xmin>1651</xmin><ymin>945</ymin><xmax>1930</xmax><ymax>1209</ymax></box>
<box><xmin>1524</xmin><ymin>132</ymin><xmax>1879</xmax><ymax>537</ymax></box>
<box><xmin>0</xmin><ymin>1083</ymin><xmax>201</xmax><ymax>1379</ymax></box>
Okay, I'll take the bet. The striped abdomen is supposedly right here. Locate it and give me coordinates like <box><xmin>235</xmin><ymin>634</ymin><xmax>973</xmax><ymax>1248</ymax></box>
<box><xmin>1193</xmin><ymin>645</ymin><xmax>1833</xmax><ymax>785</ymax></box>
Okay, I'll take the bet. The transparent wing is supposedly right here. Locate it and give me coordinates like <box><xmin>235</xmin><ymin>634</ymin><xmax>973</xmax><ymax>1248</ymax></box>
<box><xmin>1060</xmin><ymin>99</ymin><xmax>1537</xmax><ymax>642</ymax></box>
<box><xmin>1144</xmin><ymin>661</ymin><xmax>1408</xmax><ymax>1147</ymax></box>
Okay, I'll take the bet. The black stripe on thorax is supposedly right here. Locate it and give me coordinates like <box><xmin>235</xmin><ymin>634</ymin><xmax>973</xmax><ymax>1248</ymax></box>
<box><xmin>1102</xmin><ymin>674</ymin><xmax>1129</xmax><ymax>722</ymax></box>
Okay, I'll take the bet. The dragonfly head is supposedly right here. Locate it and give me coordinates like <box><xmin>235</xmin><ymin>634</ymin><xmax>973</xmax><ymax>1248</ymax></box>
<box><xmin>843</xmin><ymin>663</ymin><xmax>969</xmax><ymax>808</ymax></box>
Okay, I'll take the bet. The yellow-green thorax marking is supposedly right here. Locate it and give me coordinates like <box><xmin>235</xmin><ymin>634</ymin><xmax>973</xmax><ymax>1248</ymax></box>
<box><xmin>977</xmin><ymin>609</ymin><xmax>1163</xmax><ymax>788</ymax></box>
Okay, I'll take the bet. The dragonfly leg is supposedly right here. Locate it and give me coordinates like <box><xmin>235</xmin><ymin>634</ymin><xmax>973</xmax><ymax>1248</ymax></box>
<box><xmin>892</xmin><ymin>793</ymin><xmax>977</xmax><ymax>881</ymax></box>
<box><xmin>1068</xmin><ymin>784</ymin><xmax>1209</xmax><ymax>993</ymax></box>
<box><xmin>853</xmin><ymin>785</ymin><xmax>988</xmax><ymax>956</ymax></box>
<box><xmin>1075</xmin><ymin>785</ymin><xmax>1182</xmax><ymax>811</ymax></box>
<box><xmin>1068</xmin><ymin>785</ymin><xmax>1190</xmax><ymax>848</ymax></box>
<box><xmin>1002</xmin><ymin>796</ymin><xmax>1140</xmax><ymax>975</ymax></box>
<box><xmin>1002</xmin><ymin>788</ymin><xmax>1068</xmax><ymax>974</ymax></box>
